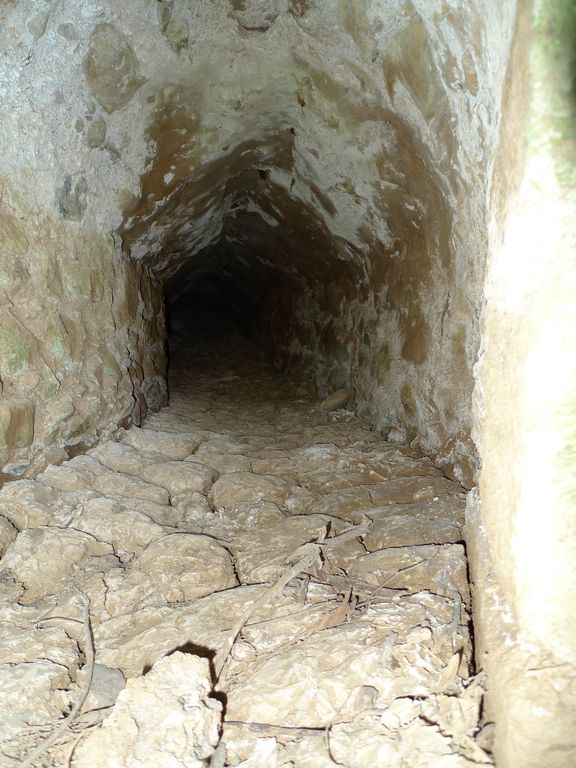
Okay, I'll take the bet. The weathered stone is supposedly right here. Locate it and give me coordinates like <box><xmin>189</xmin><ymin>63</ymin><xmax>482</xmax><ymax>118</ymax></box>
<box><xmin>93</xmin><ymin>471</ymin><xmax>170</xmax><ymax>504</ymax></box>
<box><xmin>312</xmin><ymin>485</ymin><xmax>374</xmax><ymax>521</ymax></box>
<box><xmin>89</xmin><ymin>442</ymin><xmax>165</xmax><ymax>474</ymax></box>
<box><xmin>86</xmin><ymin>117</ymin><xmax>107</xmax><ymax>148</ymax></box>
<box><xmin>319</xmin><ymin>388</ymin><xmax>352</xmax><ymax>411</ymax></box>
<box><xmin>211</xmin><ymin>471</ymin><xmax>293</xmax><ymax>511</ymax></box>
<box><xmin>57</xmin><ymin>22</ymin><xmax>77</xmax><ymax>40</ymax></box>
<box><xmin>0</xmin><ymin>514</ymin><xmax>18</xmax><ymax>556</ymax></box>
<box><xmin>83</xmin><ymin>664</ymin><xmax>126</xmax><ymax>712</ymax></box>
<box><xmin>229</xmin><ymin>499</ymin><xmax>286</xmax><ymax>529</ymax></box>
<box><xmin>193</xmin><ymin>448</ymin><xmax>252</xmax><ymax>473</ymax></box>
<box><xmin>104</xmin><ymin>532</ymin><xmax>237</xmax><ymax>615</ymax></box>
<box><xmin>0</xmin><ymin>323</ymin><xmax>31</xmax><ymax>375</ymax></box>
<box><xmin>0</xmin><ymin>623</ymin><xmax>79</xmax><ymax>669</ymax></box>
<box><xmin>364</xmin><ymin>514</ymin><xmax>463</xmax><ymax>550</ymax></box>
<box><xmin>0</xmin><ymin>209</ymin><xmax>29</xmax><ymax>259</ymax></box>
<box><xmin>229</xmin><ymin>0</ymin><xmax>288</xmax><ymax>31</ymax></box>
<box><xmin>37</xmin><ymin>457</ymin><xmax>104</xmax><ymax>492</ymax></box>
<box><xmin>163</xmin><ymin>17</ymin><xmax>189</xmax><ymax>52</ymax></box>
<box><xmin>27</xmin><ymin>10</ymin><xmax>49</xmax><ymax>40</ymax></box>
<box><xmin>226</xmin><ymin>601</ymin><xmax>455</xmax><ymax>728</ymax></box>
<box><xmin>57</xmin><ymin>173</ymin><xmax>88</xmax><ymax>221</ymax></box>
<box><xmin>73</xmin><ymin>653</ymin><xmax>222</xmax><ymax>768</ymax></box>
<box><xmin>0</xmin><ymin>527</ymin><xmax>112</xmax><ymax>601</ymax></box>
<box><xmin>0</xmin><ymin>479</ymin><xmax>58</xmax><ymax>528</ymax></box>
<box><xmin>138</xmin><ymin>460</ymin><xmax>218</xmax><ymax>496</ymax></box>
<box><xmin>0</xmin><ymin>3</ymin><xmax>567</xmax><ymax>763</ymax></box>
<box><xmin>0</xmin><ymin>398</ymin><xmax>35</xmax><ymax>456</ymax></box>
<box><xmin>69</xmin><ymin>496</ymin><xmax>167</xmax><ymax>556</ymax></box>
<box><xmin>301</xmin><ymin>467</ymin><xmax>388</xmax><ymax>494</ymax></box>
<box><xmin>230</xmin><ymin>513</ymin><xmax>339</xmax><ymax>583</ymax></box>
<box><xmin>120</xmin><ymin>426</ymin><xmax>201</xmax><ymax>460</ymax></box>
<box><xmin>83</xmin><ymin>23</ymin><xmax>144</xmax><ymax>113</ymax></box>
<box><xmin>367</xmin><ymin>477</ymin><xmax>464</xmax><ymax>506</ymax></box>
<box><xmin>0</xmin><ymin>661</ymin><xmax>72</xmax><ymax>758</ymax></box>
<box><xmin>348</xmin><ymin>544</ymin><xmax>469</xmax><ymax>600</ymax></box>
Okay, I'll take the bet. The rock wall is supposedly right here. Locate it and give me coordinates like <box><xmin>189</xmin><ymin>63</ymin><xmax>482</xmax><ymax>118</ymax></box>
<box><xmin>0</xmin><ymin>0</ymin><xmax>516</xmax><ymax>486</ymax></box>
<box><xmin>0</xmin><ymin>194</ymin><xmax>166</xmax><ymax>481</ymax></box>
<box><xmin>469</xmin><ymin>1</ymin><xmax>576</xmax><ymax>765</ymax></box>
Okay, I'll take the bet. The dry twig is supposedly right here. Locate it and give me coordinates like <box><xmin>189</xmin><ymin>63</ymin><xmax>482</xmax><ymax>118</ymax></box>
<box><xmin>20</xmin><ymin>594</ymin><xmax>94</xmax><ymax>768</ymax></box>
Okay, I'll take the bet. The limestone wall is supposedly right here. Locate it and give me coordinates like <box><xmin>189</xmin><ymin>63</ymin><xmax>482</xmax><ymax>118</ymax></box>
<box><xmin>469</xmin><ymin>1</ymin><xmax>576</xmax><ymax>765</ymax></box>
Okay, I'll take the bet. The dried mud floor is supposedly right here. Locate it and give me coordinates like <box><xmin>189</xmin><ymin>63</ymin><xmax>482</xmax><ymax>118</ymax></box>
<box><xmin>0</xmin><ymin>328</ymin><xmax>493</xmax><ymax>767</ymax></box>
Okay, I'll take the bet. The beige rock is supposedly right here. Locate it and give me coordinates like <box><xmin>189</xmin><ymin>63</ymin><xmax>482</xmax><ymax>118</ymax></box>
<box><xmin>193</xmin><ymin>449</ymin><xmax>252</xmax><ymax>474</ymax></box>
<box><xmin>293</xmin><ymin>445</ymin><xmax>348</xmax><ymax>472</ymax></box>
<box><xmin>0</xmin><ymin>622</ymin><xmax>79</xmax><ymax>669</ymax></box>
<box><xmin>93</xmin><ymin>471</ymin><xmax>170</xmax><ymax>504</ymax></box>
<box><xmin>0</xmin><ymin>398</ymin><xmax>35</xmax><ymax>454</ymax></box>
<box><xmin>301</xmin><ymin>467</ymin><xmax>388</xmax><ymax>494</ymax></box>
<box><xmin>319</xmin><ymin>388</ymin><xmax>352</xmax><ymax>411</ymax></box>
<box><xmin>1</xmin><ymin>526</ymin><xmax>112</xmax><ymax>601</ymax></box>
<box><xmin>38</xmin><ymin>457</ymin><xmax>103</xmax><ymax>491</ymax></box>
<box><xmin>369</xmin><ymin>497</ymin><xmax>466</xmax><ymax>526</ymax></box>
<box><xmin>195</xmin><ymin>437</ymin><xmax>252</xmax><ymax>456</ymax></box>
<box><xmin>210</xmin><ymin>471</ymin><xmax>293</xmax><ymax>511</ymax></box>
<box><xmin>312</xmin><ymin>486</ymin><xmax>374</xmax><ymax>522</ymax></box>
<box><xmin>94</xmin><ymin>606</ymin><xmax>181</xmax><ymax>677</ymax></box>
<box><xmin>120</xmin><ymin>426</ymin><xmax>201</xmax><ymax>460</ymax></box>
<box><xmin>323</xmin><ymin>535</ymin><xmax>368</xmax><ymax>573</ymax></box>
<box><xmin>83</xmin><ymin>23</ymin><xmax>144</xmax><ymax>113</ymax></box>
<box><xmin>230</xmin><ymin>513</ymin><xmax>336</xmax><ymax>583</ymax></box>
<box><xmin>327</xmin><ymin>707</ymin><xmax>478</xmax><ymax>768</ymax></box>
<box><xmin>0</xmin><ymin>660</ymin><xmax>72</xmax><ymax>758</ymax></box>
<box><xmin>249</xmin><ymin>454</ymin><xmax>299</xmax><ymax>478</ymax></box>
<box><xmin>230</xmin><ymin>500</ymin><xmax>286</xmax><ymax>529</ymax></box>
<box><xmin>368</xmin><ymin>477</ymin><xmax>464</xmax><ymax>506</ymax></box>
<box><xmin>0</xmin><ymin>514</ymin><xmax>18</xmax><ymax>555</ymax></box>
<box><xmin>348</xmin><ymin>544</ymin><xmax>469</xmax><ymax>600</ymax></box>
<box><xmin>73</xmin><ymin>653</ymin><xmax>222</xmax><ymax>768</ymax></box>
<box><xmin>109</xmin><ymin>496</ymin><xmax>185</xmax><ymax>527</ymax></box>
<box><xmin>138</xmin><ymin>460</ymin><xmax>218</xmax><ymax>496</ymax></box>
<box><xmin>70</xmin><ymin>497</ymin><xmax>167</xmax><ymax>556</ymax></box>
<box><xmin>94</xmin><ymin>587</ymin><xmax>261</xmax><ymax>678</ymax></box>
<box><xmin>86</xmin><ymin>117</ymin><xmax>107</xmax><ymax>148</ymax></box>
<box><xmin>364</xmin><ymin>514</ymin><xmax>462</xmax><ymax>550</ymax></box>
<box><xmin>346</xmin><ymin>456</ymin><xmax>444</xmax><ymax>480</ymax></box>
<box><xmin>172</xmin><ymin>490</ymin><xmax>213</xmax><ymax>515</ymax></box>
<box><xmin>226</xmin><ymin>604</ymin><xmax>449</xmax><ymax>728</ymax></box>
<box><xmin>104</xmin><ymin>532</ymin><xmax>237</xmax><ymax>615</ymax></box>
<box><xmin>284</xmin><ymin>485</ymin><xmax>318</xmax><ymax>515</ymax></box>
<box><xmin>89</xmin><ymin>442</ymin><xmax>166</xmax><ymax>474</ymax></box>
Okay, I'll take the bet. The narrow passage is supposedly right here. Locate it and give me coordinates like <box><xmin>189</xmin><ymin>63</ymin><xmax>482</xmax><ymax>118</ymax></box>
<box><xmin>0</xmin><ymin>319</ymin><xmax>489</xmax><ymax>767</ymax></box>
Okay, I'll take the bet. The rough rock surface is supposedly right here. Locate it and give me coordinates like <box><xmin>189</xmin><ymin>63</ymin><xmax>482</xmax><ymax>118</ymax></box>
<box><xmin>73</xmin><ymin>652</ymin><xmax>221</xmax><ymax>768</ymax></box>
<box><xmin>0</xmin><ymin>332</ymin><xmax>490</xmax><ymax>767</ymax></box>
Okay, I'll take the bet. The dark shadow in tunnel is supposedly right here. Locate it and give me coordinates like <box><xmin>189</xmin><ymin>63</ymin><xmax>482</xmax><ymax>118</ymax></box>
<box><xmin>162</xmin><ymin>231</ymin><xmax>298</xmax><ymax>387</ymax></box>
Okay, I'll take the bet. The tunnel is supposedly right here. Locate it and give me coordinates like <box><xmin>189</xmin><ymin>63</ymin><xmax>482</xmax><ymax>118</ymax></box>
<box><xmin>0</xmin><ymin>1</ymin><xmax>575</xmax><ymax>767</ymax></box>
<box><xmin>115</xmin><ymin>65</ymin><xmax>479</xmax><ymax>487</ymax></box>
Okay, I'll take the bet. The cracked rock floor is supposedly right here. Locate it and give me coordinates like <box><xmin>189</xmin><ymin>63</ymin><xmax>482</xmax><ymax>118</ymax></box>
<box><xmin>0</xmin><ymin>322</ymin><xmax>493</xmax><ymax>767</ymax></box>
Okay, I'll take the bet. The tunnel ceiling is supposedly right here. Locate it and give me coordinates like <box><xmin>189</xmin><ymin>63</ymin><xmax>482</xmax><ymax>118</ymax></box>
<box><xmin>116</xmin><ymin>35</ymin><xmax>455</xmax><ymax>300</ymax></box>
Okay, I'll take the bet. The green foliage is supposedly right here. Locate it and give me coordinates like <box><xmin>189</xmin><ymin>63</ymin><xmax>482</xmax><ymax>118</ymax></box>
<box><xmin>531</xmin><ymin>0</ymin><xmax>576</xmax><ymax>187</ymax></box>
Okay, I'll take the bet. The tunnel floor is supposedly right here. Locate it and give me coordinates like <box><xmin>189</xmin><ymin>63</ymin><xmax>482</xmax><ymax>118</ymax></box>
<box><xmin>0</xmin><ymin>324</ymin><xmax>491</xmax><ymax>767</ymax></box>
